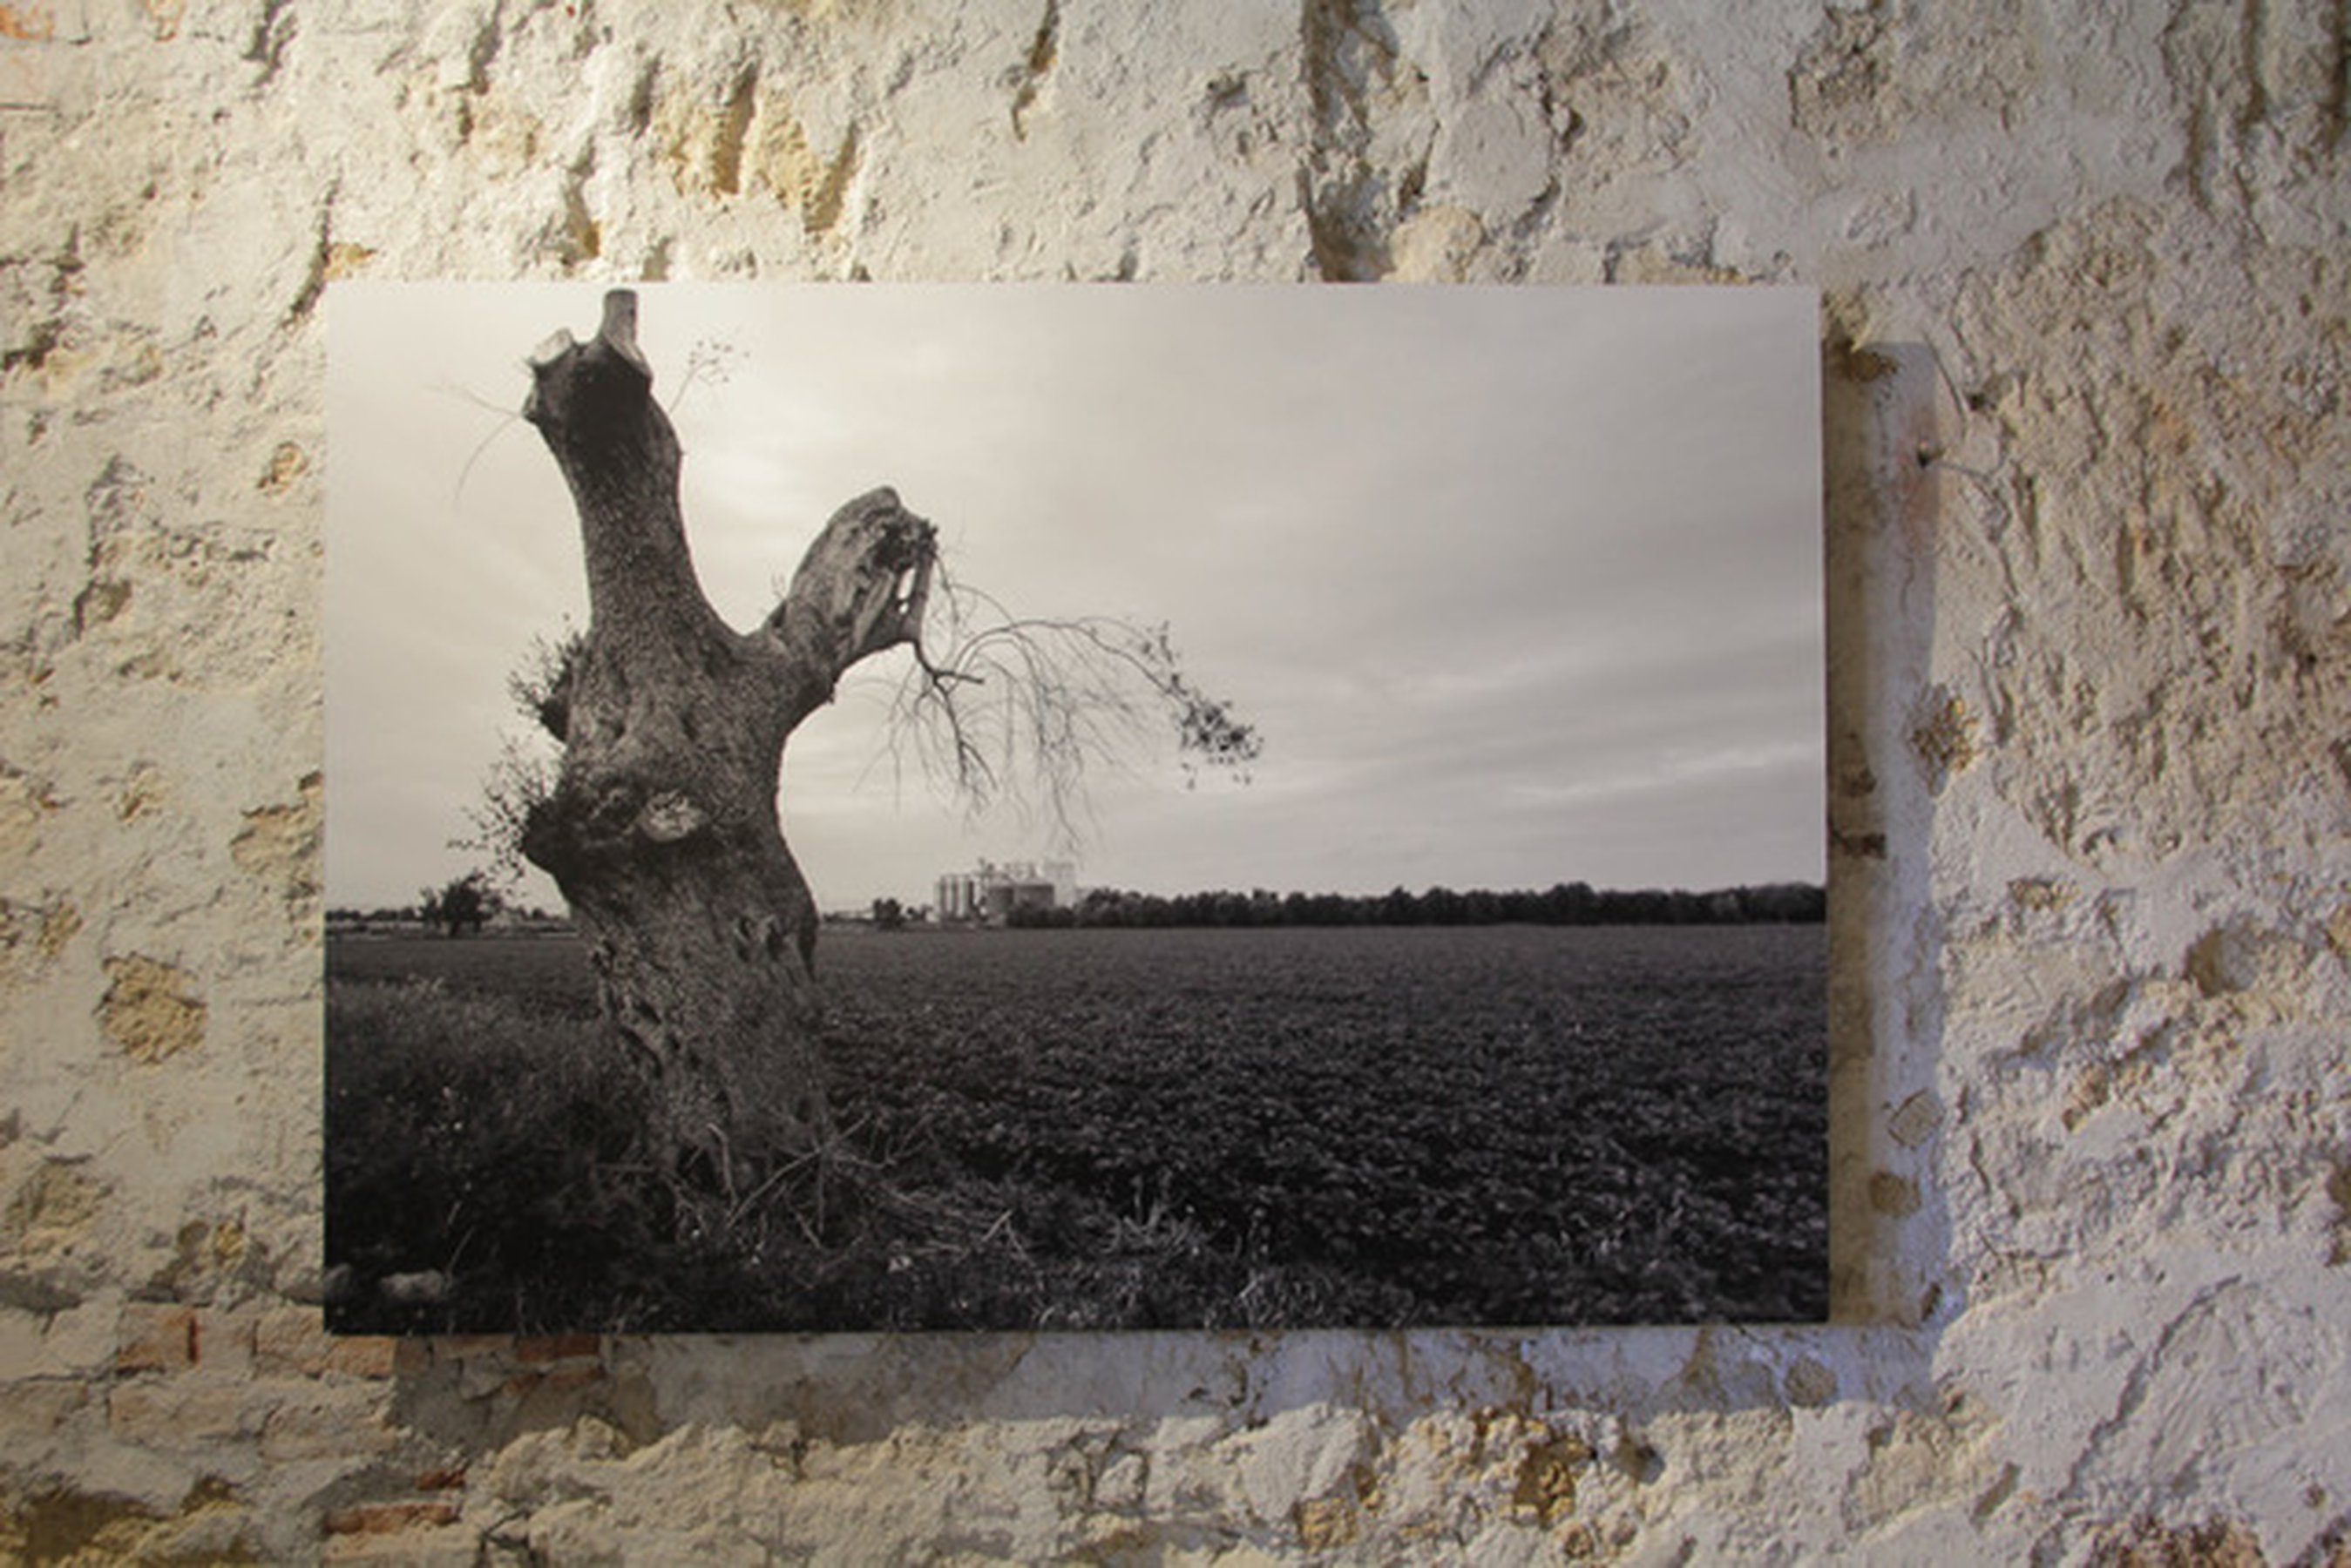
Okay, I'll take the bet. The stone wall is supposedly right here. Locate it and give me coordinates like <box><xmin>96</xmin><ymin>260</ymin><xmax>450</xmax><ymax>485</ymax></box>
<box><xmin>2</xmin><ymin>0</ymin><xmax>2346</xmax><ymax>1559</ymax></box>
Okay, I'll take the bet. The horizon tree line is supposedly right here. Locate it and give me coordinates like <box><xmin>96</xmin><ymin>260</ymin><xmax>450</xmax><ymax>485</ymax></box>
<box><xmin>333</xmin><ymin>875</ymin><xmax>1826</xmax><ymax>932</ymax></box>
<box><xmin>1002</xmin><ymin>879</ymin><xmax>1826</xmax><ymax>929</ymax></box>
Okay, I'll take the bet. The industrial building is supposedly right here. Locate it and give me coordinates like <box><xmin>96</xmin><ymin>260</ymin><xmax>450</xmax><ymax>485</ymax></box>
<box><xmin>933</xmin><ymin>860</ymin><xmax>1077</xmax><ymax>924</ymax></box>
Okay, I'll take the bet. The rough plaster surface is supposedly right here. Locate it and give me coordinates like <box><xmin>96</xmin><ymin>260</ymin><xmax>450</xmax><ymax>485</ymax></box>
<box><xmin>1</xmin><ymin>0</ymin><xmax>2346</xmax><ymax>1560</ymax></box>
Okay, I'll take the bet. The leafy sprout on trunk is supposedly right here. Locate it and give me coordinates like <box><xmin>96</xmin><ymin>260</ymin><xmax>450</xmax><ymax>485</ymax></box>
<box><xmin>452</xmin><ymin>625</ymin><xmax>577</xmax><ymax>890</ymax></box>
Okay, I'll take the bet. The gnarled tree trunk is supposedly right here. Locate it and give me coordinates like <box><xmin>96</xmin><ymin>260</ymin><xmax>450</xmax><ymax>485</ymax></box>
<box><xmin>518</xmin><ymin>291</ymin><xmax>935</xmax><ymax>1187</ymax></box>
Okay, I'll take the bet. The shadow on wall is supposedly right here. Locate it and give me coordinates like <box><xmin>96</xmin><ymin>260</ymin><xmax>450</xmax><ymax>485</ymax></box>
<box><xmin>382</xmin><ymin>338</ymin><xmax>1958</xmax><ymax>1455</ymax></box>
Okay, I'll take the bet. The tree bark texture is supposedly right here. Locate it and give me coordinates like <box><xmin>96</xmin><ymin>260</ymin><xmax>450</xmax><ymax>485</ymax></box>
<box><xmin>519</xmin><ymin>291</ymin><xmax>935</xmax><ymax>1182</ymax></box>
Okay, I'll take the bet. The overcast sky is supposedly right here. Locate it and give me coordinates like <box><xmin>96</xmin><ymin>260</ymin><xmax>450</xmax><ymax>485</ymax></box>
<box><xmin>326</xmin><ymin>283</ymin><xmax>1824</xmax><ymax>913</ymax></box>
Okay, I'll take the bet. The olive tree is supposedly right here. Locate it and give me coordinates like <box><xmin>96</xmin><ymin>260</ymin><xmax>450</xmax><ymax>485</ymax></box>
<box><xmin>511</xmin><ymin>291</ymin><xmax>1253</xmax><ymax>1194</ymax></box>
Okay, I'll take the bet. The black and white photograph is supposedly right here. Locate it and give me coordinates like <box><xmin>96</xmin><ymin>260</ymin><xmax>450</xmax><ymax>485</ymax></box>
<box><xmin>324</xmin><ymin>283</ymin><xmax>1827</xmax><ymax>1334</ymax></box>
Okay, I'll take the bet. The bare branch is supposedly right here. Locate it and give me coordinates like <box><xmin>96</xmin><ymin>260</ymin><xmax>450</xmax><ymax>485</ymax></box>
<box><xmin>876</xmin><ymin>560</ymin><xmax>1262</xmax><ymax>846</ymax></box>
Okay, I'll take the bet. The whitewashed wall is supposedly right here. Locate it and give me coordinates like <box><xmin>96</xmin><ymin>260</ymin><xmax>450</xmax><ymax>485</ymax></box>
<box><xmin>2</xmin><ymin>1</ymin><xmax>2346</xmax><ymax>1559</ymax></box>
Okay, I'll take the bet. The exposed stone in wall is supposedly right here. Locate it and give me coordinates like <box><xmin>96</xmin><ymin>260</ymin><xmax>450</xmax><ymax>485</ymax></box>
<box><xmin>98</xmin><ymin>954</ymin><xmax>204</xmax><ymax>1064</ymax></box>
<box><xmin>1</xmin><ymin>0</ymin><xmax>2346</xmax><ymax>1559</ymax></box>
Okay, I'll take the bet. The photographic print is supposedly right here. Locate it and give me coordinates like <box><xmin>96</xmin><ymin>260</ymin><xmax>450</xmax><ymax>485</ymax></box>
<box><xmin>324</xmin><ymin>283</ymin><xmax>1827</xmax><ymax>1333</ymax></box>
